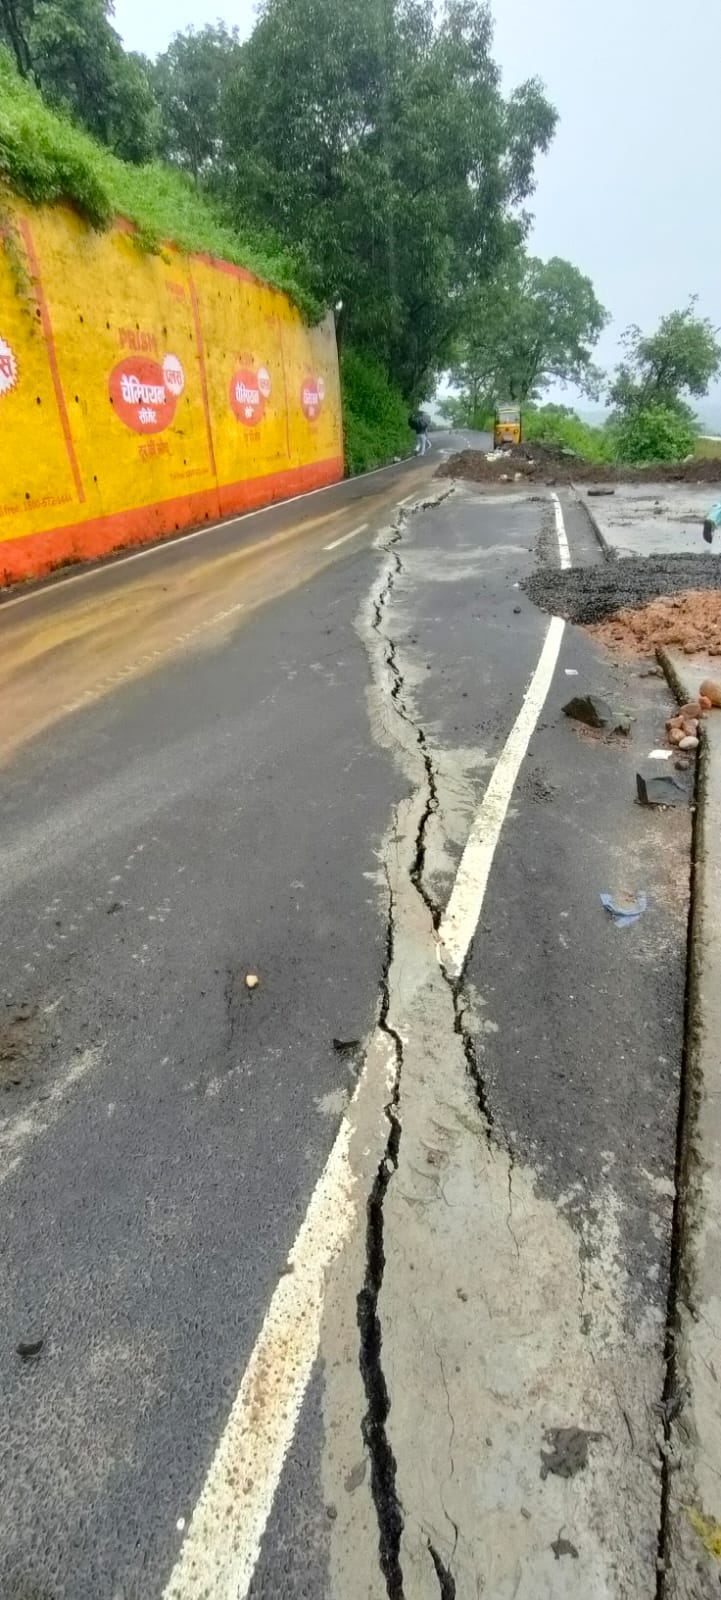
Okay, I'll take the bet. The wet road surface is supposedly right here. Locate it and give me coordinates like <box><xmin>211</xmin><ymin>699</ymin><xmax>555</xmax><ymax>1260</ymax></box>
<box><xmin>0</xmin><ymin>448</ymin><xmax>691</xmax><ymax>1598</ymax></box>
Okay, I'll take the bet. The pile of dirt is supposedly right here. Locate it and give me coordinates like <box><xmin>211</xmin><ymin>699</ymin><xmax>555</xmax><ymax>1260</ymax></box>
<box><xmin>526</xmin><ymin>554</ymin><xmax>721</xmax><ymax>628</ymax></box>
<box><xmin>437</xmin><ymin>445</ymin><xmax>721</xmax><ymax>488</ymax></box>
<box><xmin>588</xmin><ymin>591</ymin><xmax>721</xmax><ymax>659</ymax></box>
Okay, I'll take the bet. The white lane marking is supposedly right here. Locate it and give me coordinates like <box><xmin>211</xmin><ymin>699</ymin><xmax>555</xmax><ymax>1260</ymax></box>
<box><xmin>1</xmin><ymin>459</ymin><xmax>416</xmax><ymax>612</ymax></box>
<box><xmin>324</xmin><ymin>522</ymin><xmax>368</xmax><ymax>551</ymax></box>
<box><xmin>438</xmin><ymin>615</ymin><xmax>565</xmax><ymax>975</ymax></box>
<box><xmin>165</xmin><ymin>491</ymin><xmax>570</xmax><ymax>1598</ymax></box>
<box><xmin>551</xmin><ymin>490</ymin><xmax>571</xmax><ymax>570</ymax></box>
<box><xmin>161</xmin><ymin>1040</ymin><xmax>394</xmax><ymax>1600</ymax></box>
<box><xmin>438</xmin><ymin>493</ymin><xmax>570</xmax><ymax>974</ymax></box>
<box><xmin>0</xmin><ymin>1045</ymin><xmax>103</xmax><ymax>1186</ymax></box>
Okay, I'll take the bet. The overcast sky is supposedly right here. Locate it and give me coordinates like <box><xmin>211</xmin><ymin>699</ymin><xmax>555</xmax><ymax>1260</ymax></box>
<box><xmin>114</xmin><ymin>0</ymin><xmax>721</xmax><ymax>409</ymax></box>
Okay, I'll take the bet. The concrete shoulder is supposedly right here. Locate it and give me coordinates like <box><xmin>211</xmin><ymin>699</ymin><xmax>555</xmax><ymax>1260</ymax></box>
<box><xmin>660</xmin><ymin>648</ymin><xmax>721</xmax><ymax>1597</ymax></box>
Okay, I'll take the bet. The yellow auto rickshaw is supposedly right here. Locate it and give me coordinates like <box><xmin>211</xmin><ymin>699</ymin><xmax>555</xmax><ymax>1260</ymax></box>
<box><xmin>493</xmin><ymin>404</ymin><xmax>521</xmax><ymax>449</ymax></box>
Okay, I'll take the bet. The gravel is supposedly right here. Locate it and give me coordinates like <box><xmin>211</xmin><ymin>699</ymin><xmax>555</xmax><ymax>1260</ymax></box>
<box><xmin>526</xmin><ymin>555</ymin><xmax>721</xmax><ymax>627</ymax></box>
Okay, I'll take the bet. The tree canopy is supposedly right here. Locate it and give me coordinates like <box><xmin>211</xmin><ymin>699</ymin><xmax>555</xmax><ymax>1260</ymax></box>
<box><xmin>0</xmin><ymin>0</ymin><xmax>160</xmax><ymax>160</ymax></box>
<box><xmin>218</xmin><ymin>0</ymin><xmax>557</xmax><ymax>396</ymax></box>
<box><xmin>152</xmin><ymin>23</ymin><xmax>241</xmax><ymax>179</ymax></box>
<box><xmin>609</xmin><ymin>300</ymin><xmax>721</xmax><ymax>416</ymax></box>
<box><xmin>446</xmin><ymin>253</ymin><xmax>608</xmax><ymax>416</ymax></box>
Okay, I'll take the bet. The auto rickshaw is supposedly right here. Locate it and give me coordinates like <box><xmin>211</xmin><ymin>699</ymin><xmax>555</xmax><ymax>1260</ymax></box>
<box><xmin>493</xmin><ymin>404</ymin><xmax>521</xmax><ymax>449</ymax></box>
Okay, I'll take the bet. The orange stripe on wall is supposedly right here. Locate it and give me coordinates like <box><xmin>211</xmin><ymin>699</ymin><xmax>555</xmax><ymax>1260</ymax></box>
<box><xmin>0</xmin><ymin>456</ymin><xmax>344</xmax><ymax>585</ymax></box>
<box><xmin>19</xmin><ymin>219</ymin><xmax>86</xmax><ymax>506</ymax></box>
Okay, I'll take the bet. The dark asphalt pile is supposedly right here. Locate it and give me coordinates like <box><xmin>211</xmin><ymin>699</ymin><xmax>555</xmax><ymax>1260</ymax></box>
<box><xmin>526</xmin><ymin>554</ymin><xmax>721</xmax><ymax>627</ymax></box>
<box><xmin>437</xmin><ymin>445</ymin><xmax>721</xmax><ymax>487</ymax></box>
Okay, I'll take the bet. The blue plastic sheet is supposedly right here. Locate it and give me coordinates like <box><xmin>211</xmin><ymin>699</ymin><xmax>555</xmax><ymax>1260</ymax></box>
<box><xmin>600</xmin><ymin>892</ymin><xmax>648</xmax><ymax>928</ymax></box>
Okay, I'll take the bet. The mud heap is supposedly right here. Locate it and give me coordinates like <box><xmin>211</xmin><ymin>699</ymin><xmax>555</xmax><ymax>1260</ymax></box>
<box><xmin>437</xmin><ymin>443</ymin><xmax>721</xmax><ymax>487</ymax></box>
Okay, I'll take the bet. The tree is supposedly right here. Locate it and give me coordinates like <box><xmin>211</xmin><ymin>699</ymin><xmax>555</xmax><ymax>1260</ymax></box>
<box><xmin>153</xmin><ymin>24</ymin><xmax>241</xmax><ymax>180</ymax></box>
<box><xmin>609</xmin><ymin>300</ymin><xmax>721</xmax><ymax>416</ymax></box>
<box><xmin>448</xmin><ymin>253</ymin><xmax>608</xmax><ymax>411</ymax></box>
<box><xmin>0</xmin><ymin>0</ymin><xmax>160</xmax><ymax>162</ymax></box>
<box><xmin>219</xmin><ymin>0</ymin><xmax>557</xmax><ymax>396</ymax></box>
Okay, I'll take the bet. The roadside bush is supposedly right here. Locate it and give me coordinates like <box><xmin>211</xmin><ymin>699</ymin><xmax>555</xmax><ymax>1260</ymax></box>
<box><xmin>341</xmin><ymin>348</ymin><xmax>413</xmax><ymax>475</ymax></box>
<box><xmin>522</xmin><ymin>404</ymin><xmax>613</xmax><ymax>462</ymax></box>
<box><xmin>612</xmin><ymin>404</ymin><xmax>697</xmax><ymax>464</ymax></box>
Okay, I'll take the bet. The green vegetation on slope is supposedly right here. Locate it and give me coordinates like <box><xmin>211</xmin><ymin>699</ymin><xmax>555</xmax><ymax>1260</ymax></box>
<box><xmin>0</xmin><ymin>48</ymin><xmax>319</xmax><ymax>317</ymax></box>
<box><xmin>341</xmin><ymin>350</ymin><xmax>413</xmax><ymax>476</ymax></box>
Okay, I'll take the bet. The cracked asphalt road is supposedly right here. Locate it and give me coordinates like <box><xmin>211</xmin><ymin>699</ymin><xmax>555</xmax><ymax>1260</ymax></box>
<box><xmin>0</xmin><ymin>456</ymin><xmax>691</xmax><ymax>1598</ymax></box>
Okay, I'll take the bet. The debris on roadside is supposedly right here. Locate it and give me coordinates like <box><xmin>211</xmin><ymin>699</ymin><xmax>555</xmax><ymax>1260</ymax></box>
<box><xmin>563</xmin><ymin>694</ymin><xmax>613</xmax><ymax>729</ymax></box>
<box><xmin>636</xmin><ymin>773</ymin><xmax>687</xmax><ymax>808</ymax></box>
<box><xmin>563</xmin><ymin>693</ymin><xmax>632</xmax><ymax>737</ymax></box>
<box><xmin>700</xmin><ymin>677</ymin><xmax>721</xmax><ymax>707</ymax></box>
<box><xmin>600</xmin><ymin>892</ymin><xmax>648</xmax><ymax>928</ymax></box>
<box><xmin>437</xmin><ymin>443</ymin><xmax>721</xmax><ymax>488</ymax></box>
<box><xmin>526</xmin><ymin>561</ymin><xmax>721</xmax><ymax>646</ymax></box>
<box><xmin>551</xmin><ymin>1532</ymin><xmax>580</xmax><ymax>1561</ymax></box>
<box><xmin>16</xmin><ymin>1337</ymin><xmax>44</xmax><ymax>1361</ymax></box>
<box><xmin>589</xmin><ymin>592</ymin><xmax>721</xmax><ymax>660</ymax></box>
<box><xmin>245</xmin><ymin>973</ymin><xmax>260</xmax><ymax>990</ymax></box>
<box><xmin>666</xmin><ymin>699</ymin><xmax>710</xmax><ymax>749</ymax></box>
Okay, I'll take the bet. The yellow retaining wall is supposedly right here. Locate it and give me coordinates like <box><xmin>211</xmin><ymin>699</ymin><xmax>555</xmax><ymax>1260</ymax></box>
<box><xmin>0</xmin><ymin>201</ymin><xmax>344</xmax><ymax>584</ymax></box>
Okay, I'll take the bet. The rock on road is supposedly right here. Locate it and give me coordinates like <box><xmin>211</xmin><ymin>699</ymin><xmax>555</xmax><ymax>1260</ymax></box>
<box><xmin>0</xmin><ymin>441</ymin><xmax>691</xmax><ymax>1598</ymax></box>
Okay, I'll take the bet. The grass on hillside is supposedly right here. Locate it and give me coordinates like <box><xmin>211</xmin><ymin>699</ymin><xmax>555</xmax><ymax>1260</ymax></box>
<box><xmin>695</xmin><ymin>435</ymin><xmax>721</xmax><ymax>459</ymax></box>
<box><xmin>0</xmin><ymin>48</ymin><xmax>319</xmax><ymax>318</ymax></box>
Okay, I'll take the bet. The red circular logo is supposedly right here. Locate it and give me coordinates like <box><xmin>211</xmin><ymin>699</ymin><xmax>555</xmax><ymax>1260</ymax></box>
<box><xmin>0</xmin><ymin>335</ymin><xmax>19</xmax><ymax>399</ymax></box>
<box><xmin>109</xmin><ymin>357</ymin><xmax>177</xmax><ymax>434</ymax></box>
<box><xmin>301</xmin><ymin>376</ymin><xmax>323</xmax><ymax>421</ymax></box>
<box><xmin>230</xmin><ymin>368</ymin><xmax>266</xmax><ymax>426</ymax></box>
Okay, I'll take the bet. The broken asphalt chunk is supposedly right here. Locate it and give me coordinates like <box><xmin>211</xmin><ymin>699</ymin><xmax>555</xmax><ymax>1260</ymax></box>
<box><xmin>563</xmin><ymin>694</ymin><xmax>613</xmax><ymax>729</ymax></box>
<box><xmin>16</xmin><ymin>1337</ymin><xmax>44</xmax><ymax>1361</ymax></box>
<box><xmin>636</xmin><ymin>773</ymin><xmax>687</xmax><ymax>808</ymax></box>
<box><xmin>551</xmin><ymin>1532</ymin><xmax>580</xmax><ymax>1560</ymax></box>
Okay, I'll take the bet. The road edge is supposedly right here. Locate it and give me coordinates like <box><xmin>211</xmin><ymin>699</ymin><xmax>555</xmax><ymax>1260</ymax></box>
<box><xmin>571</xmin><ymin>485</ymin><xmax>615</xmax><ymax>557</ymax></box>
<box><xmin>658</xmin><ymin>645</ymin><xmax>721</xmax><ymax>1598</ymax></box>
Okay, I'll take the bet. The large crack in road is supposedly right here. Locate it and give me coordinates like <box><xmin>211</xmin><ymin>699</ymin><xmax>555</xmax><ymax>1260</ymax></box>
<box><xmin>318</xmin><ymin>492</ymin><xmax>672</xmax><ymax>1599</ymax></box>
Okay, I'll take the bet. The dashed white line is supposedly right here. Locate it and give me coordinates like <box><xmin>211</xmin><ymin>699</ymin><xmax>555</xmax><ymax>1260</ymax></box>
<box><xmin>324</xmin><ymin>522</ymin><xmax>369</xmax><ymax>551</ymax></box>
<box><xmin>0</xmin><ymin>1045</ymin><xmax>104</xmax><ymax>1186</ymax></box>
<box><xmin>163</xmin><ymin>490</ymin><xmax>571</xmax><ymax>1599</ymax></box>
